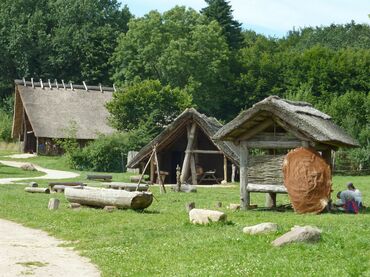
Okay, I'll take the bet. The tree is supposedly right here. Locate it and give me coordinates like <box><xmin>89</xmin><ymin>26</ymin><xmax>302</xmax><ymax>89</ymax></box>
<box><xmin>111</xmin><ymin>6</ymin><xmax>233</xmax><ymax>118</ymax></box>
<box><xmin>107</xmin><ymin>79</ymin><xmax>193</xmax><ymax>136</ymax></box>
<box><xmin>201</xmin><ymin>0</ymin><xmax>244</xmax><ymax>49</ymax></box>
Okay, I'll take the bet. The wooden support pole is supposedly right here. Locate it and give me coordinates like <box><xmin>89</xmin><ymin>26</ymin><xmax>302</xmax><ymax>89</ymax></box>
<box><xmin>240</xmin><ymin>141</ymin><xmax>249</xmax><ymax>210</ymax></box>
<box><xmin>154</xmin><ymin>147</ymin><xmax>166</xmax><ymax>194</ymax></box>
<box><xmin>136</xmin><ymin>150</ymin><xmax>155</xmax><ymax>191</ymax></box>
<box><xmin>231</xmin><ymin>164</ymin><xmax>236</xmax><ymax>183</ymax></box>
<box><xmin>150</xmin><ymin>157</ymin><xmax>155</xmax><ymax>183</ymax></box>
<box><xmin>265</xmin><ymin>193</ymin><xmax>277</xmax><ymax>208</ymax></box>
<box><xmin>321</xmin><ymin>149</ymin><xmax>333</xmax><ymax>171</ymax></box>
<box><xmin>190</xmin><ymin>154</ymin><xmax>197</xmax><ymax>185</ymax></box>
<box><xmin>180</xmin><ymin>123</ymin><xmax>197</xmax><ymax>183</ymax></box>
<box><xmin>223</xmin><ymin>155</ymin><xmax>228</xmax><ymax>183</ymax></box>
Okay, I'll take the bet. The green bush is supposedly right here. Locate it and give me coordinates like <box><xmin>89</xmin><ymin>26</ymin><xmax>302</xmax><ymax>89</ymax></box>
<box><xmin>68</xmin><ymin>131</ymin><xmax>151</xmax><ymax>172</ymax></box>
<box><xmin>0</xmin><ymin>110</ymin><xmax>12</xmax><ymax>142</ymax></box>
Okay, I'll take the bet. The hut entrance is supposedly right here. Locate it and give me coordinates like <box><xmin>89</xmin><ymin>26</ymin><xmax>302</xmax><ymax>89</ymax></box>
<box><xmin>24</xmin><ymin>132</ymin><xmax>37</xmax><ymax>153</ymax></box>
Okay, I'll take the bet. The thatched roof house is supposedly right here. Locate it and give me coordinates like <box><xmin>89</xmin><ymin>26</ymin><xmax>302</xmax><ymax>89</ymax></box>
<box><xmin>128</xmin><ymin>108</ymin><xmax>239</xmax><ymax>184</ymax></box>
<box><xmin>214</xmin><ymin>95</ymin><xmax>359</xmax><ymax>209</ymax></box>
<box><xmin>12</xmin><ymin>79</ymin><xmax>115</xmax><ymax>154</ymax></box>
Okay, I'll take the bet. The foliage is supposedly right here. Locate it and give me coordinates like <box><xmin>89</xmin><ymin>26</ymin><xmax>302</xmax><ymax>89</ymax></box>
<box><xmin>111</xmin><ymin>6</ymin><xmax>233</xmax><ymax>118</ymax></box>
<box><xmin>201</xmin><ymin>0</ymin><xmax>244</xmax><ymax>49</ymax></box>
<box><xmin>0</xmin><ymin>0</ymin><xmax>132</xmax><ymax>98</ymax></box>
<box><xmin>68</xmin><ymin>131</ymin><xmax>151</xmax><ymax>172</ymax></box>
<box><xmin>0</xmin><ymin>173</ymin><xmax>369</xmax><ymax>276</ymax></box>
<box><xmin>107</xmin><ymin>79</ymin><xmax>193</xmax><ymax>134</ymax></box>
<box><xmin>0</xmin><ymin>96</ymin><xmax>14</xmax><ymax>142</ymax></box>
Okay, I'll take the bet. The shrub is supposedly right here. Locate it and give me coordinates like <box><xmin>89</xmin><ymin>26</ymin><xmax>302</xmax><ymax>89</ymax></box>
<box><xmin>68</xmin><ymin>131</ymin><xmax>151</xmax><ymax>172</ymax></box>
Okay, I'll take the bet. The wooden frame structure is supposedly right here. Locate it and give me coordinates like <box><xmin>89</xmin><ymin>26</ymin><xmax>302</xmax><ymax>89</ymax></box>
<box><xmin>214</xmin><ymin>96</ymin><xmax>359</xmax><ymax>209</ymax></box>
<box><xmin>127</xmin><ymin>108</ymin><xmax>240</xmax><ymax>185</ymax></box>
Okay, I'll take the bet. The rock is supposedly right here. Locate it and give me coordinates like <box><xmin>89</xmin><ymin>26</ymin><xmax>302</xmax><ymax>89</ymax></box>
<box><xmin>272</xmin><ymin>225</ymin><xmax>322</xmax><ymax>247</ymax></box>
<box><xmin>243</xmin><ymin>223</ymin><xmax>278</xmax><ymax>235</ymax></box>
<box><xmin>29</xmin><ymin>182</ymin><xmax>38</xmax><ymax>187</ymax></box>
<box><xmin>185</xmin><ymin>202</ymin><xmax>195</xmax><ymax>212</ymax></box>
<box><xmin>48</xmin><ymin>198</ymin><xmax>60</xmax><ymax>210</ymax></box>
<box><xmin>69</xmin><ymin>203</ymin><xmax>81</xmax><ymax>209</ymax></box>
<box><xmin>189</xmin><ymin>208</ymin><xmax>227</xmax><ymax>225</ymax></box>
<box><xmin>221</xmin><ymin>180</ymin><xmax>227</xmax><ymax>184</ymax></box>
<box><xmin>215</xmin><ymin>202</ymin><xmax>222</xmax><ymax>208</ymax></box>
<box><xmin>20</xmin><ymin>163</ymin><xmax>37</xmax><ymax>171</ymax></box>
<box><xmin>228</xmin><ymin>203</ymin><xmax>240</xmax><ymax>211</ymax></box>
<box><xmin>104</xmin><ymin>206</ymin><xmax>117</xmax><ymax>212</ymax></box>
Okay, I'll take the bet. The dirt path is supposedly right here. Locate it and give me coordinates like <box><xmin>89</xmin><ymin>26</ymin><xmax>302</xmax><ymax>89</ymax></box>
<box><xmin>0</xmin><ymin>219</ymin><xmax>100</xmax><ymax>277</ymax></box>
<box><xmin>0</xmin><ymin>160</ymin><xmax>79</xmax><ymax>184</ymax></box>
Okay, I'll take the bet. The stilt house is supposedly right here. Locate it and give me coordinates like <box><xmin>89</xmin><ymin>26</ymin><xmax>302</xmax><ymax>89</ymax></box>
<box><xmin>214</xmin><ymin>96</ymin><xmax>359</xmax><ymax>209</ymax></box>
<box><xmin>127</xmin><ymin>108</ymin><xmax>240</xmax><ymax>185</ymax></box>
<box><xmin>12</xmin><ymin>79</ymin><xmax>115</xmax><ymax>154</ymax></box>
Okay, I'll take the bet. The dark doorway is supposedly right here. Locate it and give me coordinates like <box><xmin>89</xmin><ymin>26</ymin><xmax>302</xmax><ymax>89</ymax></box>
<box><xmin>24</xmin><ymin>132</ymin><xmax>37</xmax><ymax>153</ymax></box>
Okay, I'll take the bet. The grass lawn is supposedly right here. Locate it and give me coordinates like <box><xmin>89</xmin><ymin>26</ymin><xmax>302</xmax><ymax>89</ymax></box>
<box><xmin>0</xmin><ymin>152</ymin><xmax>369</xmax><ymax>276</ymax></box>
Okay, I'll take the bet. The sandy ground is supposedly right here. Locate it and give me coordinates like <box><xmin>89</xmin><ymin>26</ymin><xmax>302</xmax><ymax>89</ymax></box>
<box><xmin>4</xmin><ymin>153</ymin><xmax>37</xmax><ymax>159</ymax></box>
<box><xmin>0</xmin><ymin>219</ymin><xmax>100</xmax><ymax>277</ymax></box>
<box><xmin>0</xmin><ymin>160</ymin><xmax>79</xmax><ymax>184</ymax></box>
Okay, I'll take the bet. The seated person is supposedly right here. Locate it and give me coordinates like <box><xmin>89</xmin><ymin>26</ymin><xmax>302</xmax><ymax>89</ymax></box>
<box><xmin>347</xmin><ymin>182</ymin><xmax>363</xmax><ymax>209</ymax></box>
<box><xmin>335</xmin><ymin>190</ymin><xmax>359</xmax><ymax>214</ymax></box>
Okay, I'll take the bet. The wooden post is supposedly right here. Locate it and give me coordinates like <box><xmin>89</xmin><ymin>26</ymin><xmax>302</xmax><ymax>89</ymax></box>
<box><xmin>154</xmin><ymin>147</ymin><xmax>166</xmax><ymax>194</ymax></box>
<box><xmin>223</xmin><ymin>155</ymin><xmax>228</xmax><ymax>183</ymax></box>
<box><xmin>322</xmin><ymin>149</ymin><xmax>333</xmax><ymax>171</ymax></box>
<box><xmin>231</xmin><ymin>164</ymin><xmax>236</xmax><ymax>183</ymax></box>
<box><xmin>239</xmin><ymin>141</ymin><xmax>249</xmax><ymax>210</ymax></box>
<box><xmin>180</xmin><ymin>123</ymin><xmax>197</xmax><ymax>183</ymax></box>
<box><xmin>190</xmin><ymin>154</ymin><xmax>197</xmax><ymax>185</ymax></box>
<box><xmin>265</xmin><ymin>193</ymin><xmax>277</xmax><ymax>208</ymax></box>
<box><xmin>136</xmin><ymin>150</ymin><xmax>155</xmax><ymax>191</ymax></box>
<box><xmin>48</xmin><ymin>198</ymin><xmax>60</xmax><ymax>210</ymax></box>
<box><xmin>150</xmin><ymin>157</ymin><xmax>155</xmax><ymax>183</ymax></box>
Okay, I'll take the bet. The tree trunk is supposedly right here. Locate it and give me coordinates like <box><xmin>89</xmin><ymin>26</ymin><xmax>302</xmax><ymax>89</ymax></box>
<box><xmin>65</xmin><ymin>187</ymin><xmax>153</xmax><ymax>210</ymax></box>
<box><xmin>25</xmin><ymin>187</ymin><xmax>50</xmax><ymax>194</ymax></box>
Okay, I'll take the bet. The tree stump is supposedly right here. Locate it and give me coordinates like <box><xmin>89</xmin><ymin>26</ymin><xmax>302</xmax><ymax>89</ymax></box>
<box><xmin>48</xmin><ymin>198</ymin><xmax>60</xmax><ymax>210</ymax></box>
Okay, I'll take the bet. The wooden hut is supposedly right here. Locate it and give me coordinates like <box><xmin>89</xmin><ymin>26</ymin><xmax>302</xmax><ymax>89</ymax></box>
<box><xmin>214</xmin><ymin>96</ymin><xmax>359</xmax><ymax>209</ymax></box>
<box><xmin>12</xmin><ymin>79</ymin><xmax>115</xmax><ymax>154</ymax></box>
<box><xmin>127</xmin><ymin>108</ymin><xmax>239</xmax><ymax>185</ymax></box>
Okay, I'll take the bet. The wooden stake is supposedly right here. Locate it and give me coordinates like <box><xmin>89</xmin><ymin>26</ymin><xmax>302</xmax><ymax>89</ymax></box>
<box><xmin>154</xmin><ymin>147</ymin><xmax>166</xmax><ymax>194</ymax></box>
<box><xmin>223</xmin><ymin>155</ymin><xmax>228</xmax><ymax>183</ymax></box>
<box><xmin>136</xmin><ymin>150</ymin><xmax>155</xmax><ymax>191</ymax></box>
<box><xmin>240</xmin><ymin>141</ymin><xmax>249</xmax><ymax>210</ymax></box>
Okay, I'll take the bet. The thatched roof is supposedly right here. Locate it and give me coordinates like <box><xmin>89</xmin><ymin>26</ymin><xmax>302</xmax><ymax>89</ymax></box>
<box><xmin>214</xmin><ymin>96</ymin><xmax>359</xmax><ymax>148</ymax></box>
<box><xmin>128</xmin><ymin>108</ymin><xmax>240</xmax><ymax>168</ymax></box>
<box><xmin>12</xmin><ymin>79</ymin><xmax>115</xmax><ymax>140</ymax></box>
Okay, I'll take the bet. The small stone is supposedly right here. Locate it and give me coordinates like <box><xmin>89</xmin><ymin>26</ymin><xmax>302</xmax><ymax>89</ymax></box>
<box><xmin>29</xmin><ymin>182</ymin><xmax>38</xmax><ymax>187</ymax></box>
<box><xmin>189</xmin><ymin>208</ymin><xmax>227</xmax><ymax>225</ymax></box>
<box><xmin>48</xmin><ymin>198</ymin><xmax>60</xmax><ymax>210</ymax></box>
<box><xmin>104</xmin><ymin>206</ymin><xmax>117</xmax><ymax>212</ymax></box>
<box><xmin>215</xmin><ymin>202</ymin><xmax>222</xmax><ymax>208</ymax></box>
<box><xmin>243</xmin><ymin>223</ymin><xmax>278</xmax><ymax>235</ymax></box>
<box><xmin>228</xmin><ymin>203</ymin><xmax>240</xmax><ymax>211</ymax></box>
<box><xmin>69</xmin><ymin>203</ymin><xmax>81</xmax><ymax>209</ymax></box>
<box><xmin>272</xmin><ymin>225</ymin><xmax>322</xmax><ymax>247</ymax></box>
<box><xmin>20</xmin><ymin>163</ymin><xmax>36</xmax><ymax>171</ymax></box>
<box><xmin>185</xmin><ymin>202</ymin><xmax>195</xmax><ymax>212</ymax></box>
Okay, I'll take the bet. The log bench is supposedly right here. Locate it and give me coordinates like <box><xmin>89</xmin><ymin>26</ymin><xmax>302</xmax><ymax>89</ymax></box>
<box><xmin>247</xmin><ymin>183</ymin><xmax>287</xmax><ymax>208</ymax></box>
<box><xmin>87</xmin><ymin>175</ymin><xmax>112</xmax><ymax>182</ymax></box>
<box><xmin>104</xmin><ymin>182</ymin><xmax>149</xmax><ymax>192</ymax></box>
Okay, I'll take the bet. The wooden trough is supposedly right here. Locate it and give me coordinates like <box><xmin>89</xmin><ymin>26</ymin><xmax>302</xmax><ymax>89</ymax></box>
<box><xmin>64</xmin><ymin>187</ymin><xmax>153</xmax><ymax>210</ymax></box>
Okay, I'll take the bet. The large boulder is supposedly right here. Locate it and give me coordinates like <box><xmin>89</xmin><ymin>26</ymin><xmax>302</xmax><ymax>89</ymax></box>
<box><xmin>243</xmin><ymin>223</ymin><xmax>278</xmax><ymax>235</ymax></box>
<box><xmin>272</xmin><ymin>225</ymin><xmax>322</xmax><ymax>247</ymax></box>
<box><xmin>189</xmin><ymin>208</ymin><xmax>226</xmax><ymax>225</ymax></box>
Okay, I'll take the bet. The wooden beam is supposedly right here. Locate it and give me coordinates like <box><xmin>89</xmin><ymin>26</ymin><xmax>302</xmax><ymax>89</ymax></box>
<box><xmin>136</xmin><ymin>150</ymin><xmax>155</xmax><ymax>191</ymax></box>
<box><xmin>187</xmin><ymin>150</ymin><xmax>223</xmax><ymax>154</ymax></box>
<box><xmin>245</xmin><ymin>140</ymin><xmax>302</xmax><ymax>149</ymax></box>
<box><xmin>272</xmin><ymin>116</ymin><xmax>311</xmax><ymax>141</ymax></box>
<box><xmin>321</xmin><ymin>149</ymin><xmax>333</xmax><ymax>171</ymax></box>
<box><xmin>180</xmin><ymin>123</ymin><xmax>197</xmax><ymax>183</ymax></box>
<box><xmin>154</xmin><ymin>147</ymin><xmax>166</xmax><ymax>194</ymax></box>
<box><xmin>240</xmin><ymin>141</ymin><xmax>249</xmax><ymax>210</ymax></box>
<box><xmin>231</xmin><ymin>164</ymin><xmax>236</xmax><ymax>183</ymax></box>
<box><xmin>150</xmin><ymin>157</ymin><xmax>155</xmax><ymax>183</ymax></box>
<box><xmin>238</xmin><ymin>119</ymin><xmax>273</xmax><ymax>141</ymax></box>
<box><xmin>223</xmin><ymin>155</ymin><xmax>228</xmax><ymax>183</ymax></box>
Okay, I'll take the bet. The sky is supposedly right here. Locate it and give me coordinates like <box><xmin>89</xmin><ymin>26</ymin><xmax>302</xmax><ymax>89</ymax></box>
<box><xmin>119</xmin><ymin>0</ymin><xmax>370</xmax><ymax>37</ymax></box>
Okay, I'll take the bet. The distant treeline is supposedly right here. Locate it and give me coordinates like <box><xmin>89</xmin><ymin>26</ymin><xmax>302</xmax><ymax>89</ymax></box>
<box><xmin>0</xmin><ymin>0</ymin><xmax>369</xmax><ymax>170</ymax></box>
